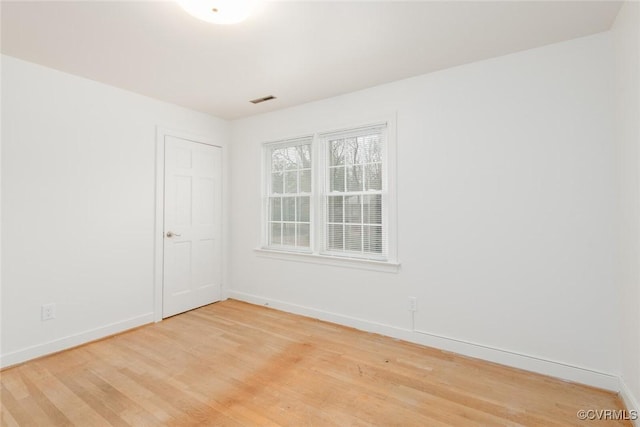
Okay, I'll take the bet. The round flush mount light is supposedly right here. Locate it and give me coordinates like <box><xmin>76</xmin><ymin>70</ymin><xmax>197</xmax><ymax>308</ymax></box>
<box><xmin>177</xmin><ymin>0</ymin><xmax>261</xmax><ymax>25</ymax></box>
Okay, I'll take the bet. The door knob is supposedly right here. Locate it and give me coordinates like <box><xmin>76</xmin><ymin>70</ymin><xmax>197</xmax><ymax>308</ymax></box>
<box><xmin>166</xmin><ymin>231</ymin><xmax>182</xmax><ymax>238</ymax></box>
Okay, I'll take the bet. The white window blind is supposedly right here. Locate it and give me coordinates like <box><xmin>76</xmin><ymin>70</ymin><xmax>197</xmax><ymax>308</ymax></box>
<box><xmin>265</xmin><ymin>138</ymin><xmax>313</xmax><ymax>251</ymax></box>
<box><xmin>321</xmin><ymin>125</ymin><xmax>387</xmax><ymax>260</ymax></box>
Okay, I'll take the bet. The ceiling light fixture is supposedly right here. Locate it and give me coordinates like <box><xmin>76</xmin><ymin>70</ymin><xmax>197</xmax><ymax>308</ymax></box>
<box><xmin>177</xmin><ymin>0</ymin><xmax>260</xmax><ymax>25</ymax></box>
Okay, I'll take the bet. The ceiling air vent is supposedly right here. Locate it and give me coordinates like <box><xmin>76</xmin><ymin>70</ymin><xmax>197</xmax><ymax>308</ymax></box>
<box><xmin>250</xmin><ymin>95</ymin><xmax>276</xmax><ymax>104</ymax></box>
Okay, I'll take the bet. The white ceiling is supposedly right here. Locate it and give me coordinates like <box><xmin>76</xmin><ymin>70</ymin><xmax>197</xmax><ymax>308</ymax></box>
<box><xmin>1</xmin><ymin>1</ymin><xmax>622</xmax><ymax>120</ymax></box>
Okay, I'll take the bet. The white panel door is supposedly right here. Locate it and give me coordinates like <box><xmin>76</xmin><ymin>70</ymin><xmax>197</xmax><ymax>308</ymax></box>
<box><xmin>163</xmin><ymin>136</ymin><xmax>222</xmax><ymax>318</ymax></box>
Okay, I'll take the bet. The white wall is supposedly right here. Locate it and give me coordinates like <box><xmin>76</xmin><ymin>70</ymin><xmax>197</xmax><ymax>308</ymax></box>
<box><xmin>614</xmin><ymin>0</ymin><xmax>640</xmax><ymax>415</ymax></box>
<box><xmin>230</xmin><ymin>33</ymin><xmax>620</xmax><ymax>389</ymax></box>
<box><xmin>0</xmin><ymin>55</ymin><xmax>229</xmax><ymax>366</ymax></box>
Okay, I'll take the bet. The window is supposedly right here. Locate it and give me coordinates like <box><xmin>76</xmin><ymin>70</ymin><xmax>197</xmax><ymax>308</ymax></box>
<box><xmin>266</xmin><ymin>138</ymin><xmax>312</xmax><ymax>250</ymax></box>
<box><xmin>263</xmin><ymin>122</ymin><xmax>396</xmax><ymax>266</ymax></box>
<box><xmin>322</xmin><ymin>126</ymin><xmax>386</xmax><ymax>260</ymax></box>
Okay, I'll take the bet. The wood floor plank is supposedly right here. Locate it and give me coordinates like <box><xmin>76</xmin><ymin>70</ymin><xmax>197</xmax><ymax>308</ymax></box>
<box><xmin>1</xmin><ymin>299</ymin><xmax>632</xmax><ymax>426</ymax></box>
<box><xmin>27</xmin><ymin>361</ymin><xmax>121</xmax><ymax>426</ymax></box>
<box><xmin>16</xmin><ymin>370</ymin><xmax>74</xmax><ymax>426</ymax></box>
<box><xmin>1</xmin><ymin>383</ymin><xmax>36</xmax><ymax>426</ymax></box>
<box><xmin>0</xmin><ymin>405</ymin><xmax>20</xmax><ymax>427</ymax></box>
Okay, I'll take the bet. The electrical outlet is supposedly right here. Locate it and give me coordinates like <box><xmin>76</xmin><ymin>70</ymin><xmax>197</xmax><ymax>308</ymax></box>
<box><xmin>408</xmin><ymin>297</ymin><xmax>417</xmax><ymax>312</ymax></box>
<box><xmin>41</xmin><ymin>304</ymin><xmax>56</xmax><ymax>321</ymax></box>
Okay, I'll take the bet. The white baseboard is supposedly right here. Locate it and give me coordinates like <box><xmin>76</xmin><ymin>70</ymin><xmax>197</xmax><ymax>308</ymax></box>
<box><xmin>228</xmin><ymin>290</ymin><xmax>620</xmax><ymax>391</ymax></box>
<box><xmin>410</xmin><ymin>328</ymin><xmax>620</xmax><ymax>392</ymax></box>
<box><xmin>620</xmin><ymin>378</ymin><xmax>640</xmax><ymax>426</ymax></box>
<box><xmin>0</xmin><ymin>312</ymin><xmax>154</xmax><ymax>368</ymax></box>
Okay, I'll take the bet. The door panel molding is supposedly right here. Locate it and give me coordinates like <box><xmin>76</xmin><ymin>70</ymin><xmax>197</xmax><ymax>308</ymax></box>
<box><xmin>154</xmin><ymin>127</ymin><xmax>223</xmax><ymax>322</ymax></box>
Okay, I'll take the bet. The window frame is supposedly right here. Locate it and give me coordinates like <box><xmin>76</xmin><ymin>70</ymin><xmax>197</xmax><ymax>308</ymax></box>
<box><xmin>262</xmin><ymin>136</ymin><xmax>314</xmax><ymax>254</ymax></box>
<box><xmin>318</xmin><ymin>124</ymin><xmax>388</xmax><ymax>261</ymax></box>
<box><xmin>259</xmin><ymin>117</ymin><xmax>399</xmax><ymax>272</ymax></box>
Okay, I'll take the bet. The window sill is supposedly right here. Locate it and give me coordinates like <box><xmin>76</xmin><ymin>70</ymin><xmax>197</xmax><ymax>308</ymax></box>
<box><xmin>254</xmin><ymin>248</ymin><xmax>401</xmax><ymax>273</ymax></box>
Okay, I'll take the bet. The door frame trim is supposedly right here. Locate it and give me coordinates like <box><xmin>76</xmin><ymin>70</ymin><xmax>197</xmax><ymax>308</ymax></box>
<box><xmin>154</xmin><ymin>127</ymin><xmax>222</xmax><ymax>322</ymax></box>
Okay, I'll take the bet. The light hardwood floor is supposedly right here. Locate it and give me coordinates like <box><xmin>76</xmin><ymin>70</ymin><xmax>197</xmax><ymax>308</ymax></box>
<box><xmin>0</xmin><ymin>300</ymin><xmax>631</xmax><ymax>426</ymax></box>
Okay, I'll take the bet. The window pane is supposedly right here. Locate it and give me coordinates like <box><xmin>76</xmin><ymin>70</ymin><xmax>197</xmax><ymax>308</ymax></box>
<box><xmin>354</xmin><ymin>137</ymin><xmax>366</xmax><ymax>164</ymax></box>
<box><xmin>283</xmin><ymin>223</ymin><xmax>296</xmax><ymax>246</ymax></box>
<box><xmin>365</xmin><ymin>163</ymin><xmax>382</xmax><ymax>191</ymax></box>
<box><xmin>344</xmin><ymin>195</ymin><xmax>361</xmax><ymax>223</ymax></box>
<box><xmin>363</xmin><ymin>194</ymin><xmax>381</xmax><ymax>224</ymax></box>
<box><xmin>296</xmin><ymin>196</ymin><xmax>310</xmax><ymax>222</ymax></box>
<box><xmin>283</xmin><ymin>197</ymin><xmax>295</xmax><ymax>221</ymax></box>
<box><xmin>271</xmin><ymin>148</ymin><xmax>285</xmax><ymax>171</ymax></box>
<box><xmin>347</xmin><ymin>165</ymin><xmax>363</xmax><ymax>192</ymax></box>
<box><xmin>284</xmin><ymin>147</ymin><xmax>299</xmax><ymax>170</ymax></box>
<box><xmin>299</xmin><ymin>145</ymin><xmax>311</xmax><ymax>168</ymax></box>
<box><xmin>329</xmin><ymin>140</ymin><xmax>345</xmax><ymax>166</ymax></box>
<box><xmin>271</xmin><ymin>172</ymin><xmax>283</xmax><ymax>194</ymax></box>
<box><xmin>296</xmin><ymin>224</ymin><xmax>310</xmax><ymax>248</ymax></box>
<box><xmin>327</xmin><ymin>224</ymin><xmax>344</xmax><ymax>250</ymax></box>
<box><xmin>328</xmin><ymin>196</ymin><xmax>343</xmax><ymax>223</ymax></box>
<box><xmin>363</xmin><ymin>135</ymin><xmax>381</xmax><ymax>163</ymax></box>
<box><xmin>330</xmin><ymin>166</ymin><xmax>345</xmax><ymax>192</ymax></box>
<box><xmin>344</xmin><ymin>138</ymin><xmax>358</xmax><ymax>164</ymax></box>
<box><xmin>285</xmin><ymin>171</ymin><xmax>298</xmax><ymax>193</ymax></box>
<box><xmin>270</xmin><ymin>197</ymin><xmax>282</xmax><ymax>221</ymax></box>
<box><xmin>270</xmin><ymin>223</ymin><xmax>282</xmax><ymax>245</ymax></box>
<box><xmin>345</xmin><ymin>225</ymin><xmax>363</xmax><ymax>251</ymax></box>
<box><xmin>300</xmin><ymin>169</ymin><xmax>312</xmax><ymax>193</ymax></box>
<box><xmin>364</xmin><ymin>225</ymin><xmax>383</xmax><ymax>253</ymax></box>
